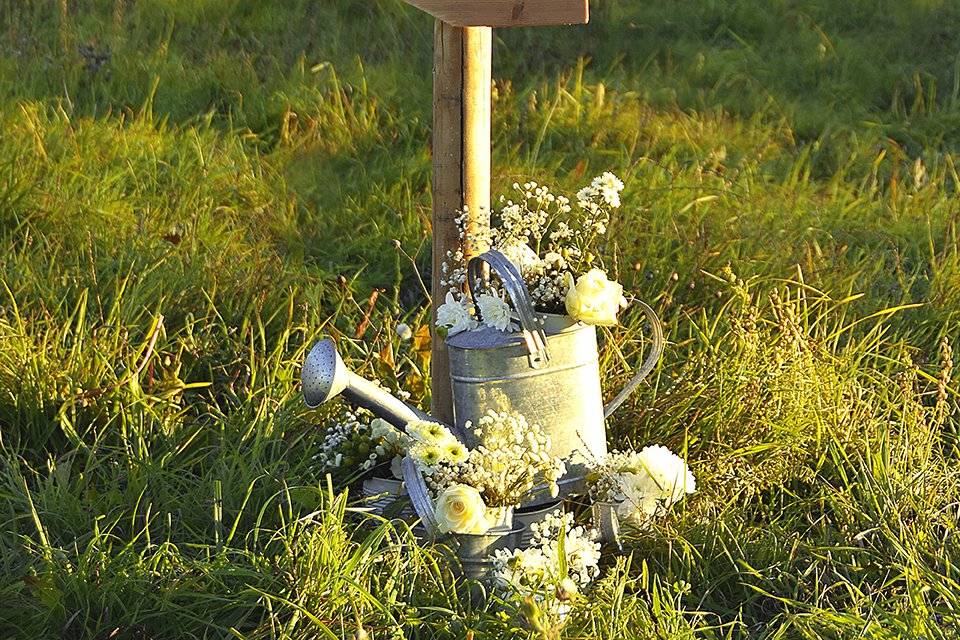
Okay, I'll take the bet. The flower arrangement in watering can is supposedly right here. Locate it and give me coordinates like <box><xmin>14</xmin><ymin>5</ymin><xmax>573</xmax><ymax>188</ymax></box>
<box><xmin>443</xmin><ymin>250</ymin><xmax>662</xmax><ymax>486</ymax></box>
<box><xmin>434</xmin><ymin>175</ymin><xmax>664</xmax><ymax>492</ymax></box>
<box><xmin>403</xmin><ymin>410</ymin><xmax>566</xmax><ymax>533</ymax></box>
<box><xmin>309</xmin><ymin>406</ymin><xmax>416</xmax><ymax>516</ymax></box>
<box><xmin>398</xmin><ymin>409</ymin><xmax>569</xmax><ymax>579</ymax></box>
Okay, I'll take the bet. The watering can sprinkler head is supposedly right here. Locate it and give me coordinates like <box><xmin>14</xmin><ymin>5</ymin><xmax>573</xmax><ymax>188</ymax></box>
<box><xmin>301</xmin><ymin>339</ymin><xmax>351</xmax><ymax>409</ymax></box>
<box><xmin>301</xmin><ymin>338</ymin><xmax>453</xmax><ymax>434</ymax></box>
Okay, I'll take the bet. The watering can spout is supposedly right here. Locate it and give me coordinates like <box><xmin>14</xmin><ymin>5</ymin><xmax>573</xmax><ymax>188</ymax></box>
<box><xmin>302</xmin><ymin>338</ymin><xmax>436</xmax><ymax>429</ymax></box>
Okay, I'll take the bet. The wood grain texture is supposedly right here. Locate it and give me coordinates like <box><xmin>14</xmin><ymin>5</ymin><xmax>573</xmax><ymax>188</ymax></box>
<box><xmin>403</xmin><ymin>0</ymin><xmax>589</xmax><ymax>27</ymax></box>
<box><xmin>461</xmin><ymin>26</ymin><xmax>491</xmax><ymax>261</ymax></box>
<box><xmin>430</xmin><ymin>20</ymin><xmax>463</xmax><ymax>426</ymax></box>
<box><xmin>430</xmin><ymin>23</ymin><xmax>491</xmax><ymax>425</ymax></box>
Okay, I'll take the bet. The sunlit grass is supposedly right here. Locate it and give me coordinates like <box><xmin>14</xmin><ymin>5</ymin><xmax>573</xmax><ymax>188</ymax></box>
<box><xmin>1</xmin><ymin>0</ymin><xmax>960</xmax><ymax>637</ymax></box>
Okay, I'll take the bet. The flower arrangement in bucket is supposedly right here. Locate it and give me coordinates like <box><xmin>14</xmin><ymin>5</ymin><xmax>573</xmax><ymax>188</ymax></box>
<box><xmin>314</xmin><ymin>407</ymin><xmax>411</xmax><ymax>482</ymax></box>
<box><xmin>407</xmin><ymin>410</ymin><xmax>566</xmax><ymax>537</ymax></box>
<box><xmin>491</xmin><ymin>512</ymin><xmax>601</xmax><ymax>622</ymax></box>
<box><xmin>399</xmin><ymin>408</ymin><xmax>612</xmax><ymax>607</ymax></box>
<box><xmin>312</xmin><ymin>406</ymin><xmax>420</xmax><ymax>515</ymax></box>
<box><xmin>586</xmin><ymin>445</ymin><xmax>697</xmax><ymax>545</ymax></box>
<box><xmin>436</xmin><ymin>172</ymin><xmax>631</xmax><ymax>335</ymax></box>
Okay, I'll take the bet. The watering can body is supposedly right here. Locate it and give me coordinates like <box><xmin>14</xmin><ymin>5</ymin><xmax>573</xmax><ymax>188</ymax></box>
<box><xmin>446</xmin><ymin>314</ymin><xmax>607</xmax><ymax>465</ymax></box>
<box><xmin>446</xmin><ymin>250</ymin><xmax>664</xmax><ymax>479</ymax></box>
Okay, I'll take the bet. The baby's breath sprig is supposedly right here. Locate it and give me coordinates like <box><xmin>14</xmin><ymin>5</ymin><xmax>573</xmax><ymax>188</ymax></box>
<box><xmin>491</xmin><ymin>512</ymin><xmax>601</xmax><ymax>610</ymax></box>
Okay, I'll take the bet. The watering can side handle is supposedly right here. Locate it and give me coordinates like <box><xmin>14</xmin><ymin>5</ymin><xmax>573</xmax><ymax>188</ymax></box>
<box><xmin>466</xmin><ymin>250</ymin><xmax>551</xmax><ymax>368</ymax></box>
<box><xmin>602</xmin><ymin>300</ymin><xmax>664</xmax><ymax>419</ymax></box>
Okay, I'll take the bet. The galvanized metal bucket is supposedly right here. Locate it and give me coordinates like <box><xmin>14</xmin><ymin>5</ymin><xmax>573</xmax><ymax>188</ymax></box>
<box><xmin>591</xmin><ymin>501</ymin><xmax>624</xmax><ymax>551</ymax></box>
<box><xmin>453</xmin><ymin>524</ymin><xmax>525</xmax><ymax>580</ymax></box>
<box><xmin>513</xmin><ymin>499</ymin><xmax>564</xmax><ymax>547</ymax></box>
<box><xmin>446</xmin><ymin>250</ymin><xmax>664</xmax><ymax>477</ymax></box>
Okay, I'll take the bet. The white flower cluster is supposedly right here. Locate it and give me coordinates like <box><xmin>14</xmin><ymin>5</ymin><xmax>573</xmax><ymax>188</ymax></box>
<box><xmin>436</xmin><ymin>288</ymin><xmax>518</xmax><ymax>336</ymax></box>
<box><xmin>526</xmin><ymin>251</ymin><xmax>570</xmax><ymax>308</ymax></box>
<box><xmin>493</xmin><ymin>182</ymin><xmax>571</xmax><ymax>249</ymax></box>
<box><xmin>412</xmin><ymin>410</ymin><xmax>566</xmax><ymax>508</ymax></box>
<box><xmin>461</xmin><ymin>410</ymin><xmax>566</xmax><ymax>506</ymax></box>
<box><xmin>315</xmin><ymin>409</ymin><xmax>411</xmax><ymax>479</ymax></box>
<box><xmin>491</xmin><ymin>512</ymin><xmax>601</xmax><ymax>604</ymax></box>
<box><xmin>475</xmin><ymin>291</ymin><xmax>516</xmax><ymax>332</ymax></box>
<box><xmin>439</xmin><ymin>248</ymin><xmax>467</xmax><ymax>291</ymax></box>
<box><xmin>577</xmin><ymin>171</ymin><xmax>624</xmax><ymax>213</ymax></box>
<box><xmin>588</xmin><ymin>445</ymin><xmax>696</xmax><ymax>525</ymax></box>
<box><xmin>436</xmin><ymin>291</ymin><xmax>477</xmax><ymax>335</ymax></box>
<box><xmin>436</xmin><ymin>173</ymin><xmax>629</xmax><ymax>321</ymax></box>
<box><xmin>497</xmin><ymin>239</ymin><xmax>543</xmax><ymax>275</ymax></box>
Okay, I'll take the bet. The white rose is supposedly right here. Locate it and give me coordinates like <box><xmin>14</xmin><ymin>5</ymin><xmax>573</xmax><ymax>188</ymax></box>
<box><xmin>564</xmin><ymin>269</ymin><xmax>628</xmax><ymax>326</ymax></box>
<box><xmin>435</xmin><ymin>484</ymin><xmax>490</xmax><ymax>534</ymax></box>
<box><xmin>617</xmin><ymin>472</ymin><xmax>661</xmax><ymax>522</ymax></box>
<box><xmin>617</xmin><ymin>445</ymin><xmax>695</xmax><ymax>521</ymax></box>
<box><xmin>635</xmin><ymin>444</ymin><xmax>696</xmax><ymax>503</ymax></box>
<box><xmin>436</xmin><ymin>291</ymin><xmax>477</xmax><ymax>335</ymax></box>
<box><xmin>476</xmin><ymin>292</ymin><xmax>515</xmax><ymax>332</ymax></box>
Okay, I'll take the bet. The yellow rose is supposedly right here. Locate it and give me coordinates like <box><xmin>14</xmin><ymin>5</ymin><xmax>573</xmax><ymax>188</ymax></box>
<box><xmin>434</xmin><ymin>484</ymin><xmax>489</xmax><ymax>534</ymax></box>
<box><xmin>564</xmin><ymin>269</ymin><xmax>628</xmax><ymax>326</ymax></box>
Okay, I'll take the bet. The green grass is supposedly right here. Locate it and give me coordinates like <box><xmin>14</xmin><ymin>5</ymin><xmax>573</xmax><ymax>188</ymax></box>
<box><xmin>2</xmin><ymin>0</ymin><xmax>960</xmax><ymax>637</ymax></box>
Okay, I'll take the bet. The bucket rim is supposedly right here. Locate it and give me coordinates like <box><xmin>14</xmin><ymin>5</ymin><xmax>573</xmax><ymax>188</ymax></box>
<box><xmin>445</xmin><ymin>313</ymin><xmax>589</xmax><ymax>351</ymax></box>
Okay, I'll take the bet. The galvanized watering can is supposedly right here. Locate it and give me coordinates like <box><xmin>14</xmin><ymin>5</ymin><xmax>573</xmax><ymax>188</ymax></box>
<box><xmin>446</xmin><ymin>250</ymin><xmax>664</xmax><ymax>472</ymax></box>
<box><xmin>300</xmin><ymin>250</ymin><xmax>663</xmax><ymax>528</ymax></box>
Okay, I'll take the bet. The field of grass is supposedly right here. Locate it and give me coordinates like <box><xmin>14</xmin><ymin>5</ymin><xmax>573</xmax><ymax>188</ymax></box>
<box><xmin>2</xmin><ymin>0</ymin><xmax>960</xmax><ymax>637</ymax></box>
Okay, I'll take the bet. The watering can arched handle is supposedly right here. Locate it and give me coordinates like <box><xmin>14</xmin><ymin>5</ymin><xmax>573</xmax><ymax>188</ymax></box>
<box><xmin>401</xmin><ymin>455</ymin><xmax>440</xmax><ymax>538</ymax></box>
<box><xmin>466</xmin><ymin>250</ymin><xmax>551</xmax><ymax>369</ymax></box>
<box><xmin>602</xmin><ymin>299</ymin><xmax>664</xmax><ymax>419</ymax></box>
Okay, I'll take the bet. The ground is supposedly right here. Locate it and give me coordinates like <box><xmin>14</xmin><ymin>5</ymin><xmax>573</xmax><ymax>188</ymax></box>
<box><xmin>2</xmin><ymin>0</ymin><xmax>960</xmax><ymax>638</ymax></box>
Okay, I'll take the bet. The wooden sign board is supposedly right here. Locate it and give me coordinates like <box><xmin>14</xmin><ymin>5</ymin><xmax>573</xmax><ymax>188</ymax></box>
<box><xmin>403</xmin><ymin>0</ymin><xmax>589</xmax><ymax>27</ymax></box>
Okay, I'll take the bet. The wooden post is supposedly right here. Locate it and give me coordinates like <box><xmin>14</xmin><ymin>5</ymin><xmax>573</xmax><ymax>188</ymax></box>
<box><xmin>431</xmin><ymin>22</ymin><xmax>492</xmax><ymax>424</ymax></box>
